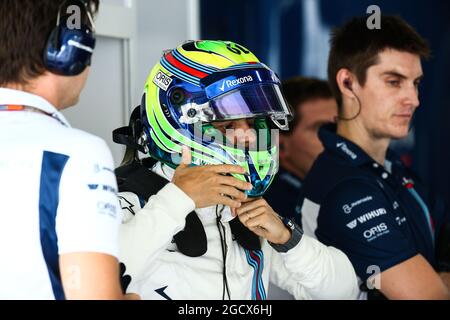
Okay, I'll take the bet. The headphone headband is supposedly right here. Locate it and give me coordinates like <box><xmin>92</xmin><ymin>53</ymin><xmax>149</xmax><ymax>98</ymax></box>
<box><xmin>44</xmin><ymin>0</ymin><xmax>96</xmax><ymax>76</ymax></box>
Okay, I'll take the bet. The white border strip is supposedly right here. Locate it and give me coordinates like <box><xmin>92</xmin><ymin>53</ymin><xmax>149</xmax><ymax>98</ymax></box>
<box><xmin>95</xmin><ymin>2</ymin><xmax>137</xmax><ymax>124</ymax></box>
<box><xmin>96</xmin><ymin>3</ymin><xmax>135</xmax><ymax>39</ymax></box>
<box><xmin>187</xmin><ymin>0</ymin><xmax>200</xmax><ymax>40</ymax></box>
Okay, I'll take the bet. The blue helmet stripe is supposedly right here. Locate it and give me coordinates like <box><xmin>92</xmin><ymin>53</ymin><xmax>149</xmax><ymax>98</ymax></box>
<box><xmin>161</xmin><ymin>58</ymin><xmax>200</xmax><ymax>85</ymax></box>
<box><xmin>172</xmin><ymin>50</ymin><xmax>218</xmax><ymax>74</ymax></box>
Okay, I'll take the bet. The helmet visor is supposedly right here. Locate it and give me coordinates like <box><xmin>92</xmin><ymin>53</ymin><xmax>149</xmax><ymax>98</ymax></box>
<box><xmin>178</xmin><ymin>66</ymin><xmax>292</xmax><ymax>129</ymax></box>
<box><xmin>207</xmin><ymin>83</ymin><xmax>290</xmax><ymax>121</ymax></box>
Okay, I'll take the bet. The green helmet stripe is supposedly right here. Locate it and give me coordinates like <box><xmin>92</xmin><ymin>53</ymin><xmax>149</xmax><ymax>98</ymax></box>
<box><xmin>195</xmin><ymin>41</ymin><xmax>259</xmax><ymax>64</ymax></box>
<box><xmin>222</xmin><ymin>145</ymin><xmax>249</xmax><ymax>171</ymax></box>
<box><xmin>249</xmin><ymin>151</ymin><xmax>271</xmax><ymax>180</ymax></box>
<box><xmin>150</xmin><ymin>130</ymin><xmax>173</xmax><ymax>153</ymax></box>
<box><xmin>146</xmin><ymin>95</ymin><xmax>181</xmax><ymax>152</ymax></box>
<box><xmin>230</xmin><ymin>172</ymin><xmax>250</xmax><ymax>183</ymax></box>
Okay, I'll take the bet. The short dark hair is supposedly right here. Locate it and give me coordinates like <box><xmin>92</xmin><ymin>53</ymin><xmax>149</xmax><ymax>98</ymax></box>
<box><xmin>328</xmin><ymin>15</ymin><xmax>430</xmax><ymax>108</ymax></box>
<box><xmin>0</xmin><ymin>0</ymin><xmax>99</xmax><ymax>86</ymax></box>
<box><xmin>282</xmin><ymin>77</ymin><xmax>333</xmax><ymax>135</ymax></box>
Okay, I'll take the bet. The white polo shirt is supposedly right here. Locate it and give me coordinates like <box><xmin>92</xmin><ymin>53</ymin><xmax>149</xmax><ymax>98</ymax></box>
<box><xmin>0</xmin><ymin>88</ymin><xmax>121</xmax><ymax>300</ymax></box>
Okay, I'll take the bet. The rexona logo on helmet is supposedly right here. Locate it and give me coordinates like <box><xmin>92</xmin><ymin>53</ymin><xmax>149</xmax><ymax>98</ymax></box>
<box><xmin>140</xmin><ymin>40</ymin><xmax>292</xmax><ymax>197</ymax></box>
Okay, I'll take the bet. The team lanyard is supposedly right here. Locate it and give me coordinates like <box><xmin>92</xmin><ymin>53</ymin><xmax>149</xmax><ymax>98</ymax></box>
<box><xmin>0</xmin><ymin>104</ymin><xmax>68</xmax><ymax>126</ymax></box>
<box><xmin>402</xmin><ymin>177</ymin><xmax>435</xmax><ymax>246</ymax></box>
<box><xmin>0</xmin><ymin>105</ymin><xmax>25</xmax><ymax>111</ymax></box>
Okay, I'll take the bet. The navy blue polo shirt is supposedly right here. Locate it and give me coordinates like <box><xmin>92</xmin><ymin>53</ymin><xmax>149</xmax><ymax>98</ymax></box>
<box><xmin>300</xmin><ymin>124</ymin><xmax>448</xmax><ymax>284</ymax></box>
<box><xmin>265</xmin><ymin>166</ymin><xmax>303</xmax><ymax>224</ymax></box>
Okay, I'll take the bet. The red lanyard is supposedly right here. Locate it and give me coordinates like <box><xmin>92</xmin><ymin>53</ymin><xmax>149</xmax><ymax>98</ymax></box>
<box><xmin>403</xmin><ymin>178</ymin><xmax>435</xmax><ymax>245</ymax></box>
<box><xmin>0</xmin><ymin>105</ymin><xmax>25</xmax><ymax>111</ymax></box>
<box><xmin>0</xmin><ymin>104</ymin><xmax>67</xmax><ymax>126</ymax></box>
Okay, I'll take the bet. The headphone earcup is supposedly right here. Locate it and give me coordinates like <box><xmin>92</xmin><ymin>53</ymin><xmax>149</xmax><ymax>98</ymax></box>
<box><xmin>44</xmin><ymin>24</ymin><xmax>96</xmax><ymax>76</ymax></box>
<box><xmin>44</xmin><ymin>27</ymin><xmax>60</xmax><ymax>68</ymax></box>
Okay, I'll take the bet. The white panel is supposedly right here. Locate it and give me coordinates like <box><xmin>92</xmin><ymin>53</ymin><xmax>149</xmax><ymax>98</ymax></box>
<box><xmin>62</xmin><ymin>37</ymin><xmax>126</xmax><ymax>166</ymax></box>
<box><xmin>187</xmin><ymin>0</ymin><xmax>200</xmax><ymax>40</ymax></box>
<box><xmin>95</xmin><ymin>3</ymin><xmax>136</xmax><ymax>38</ymax></box>
<box><xmin>101</xmin><ymin>0</ymin><xmax>132</xmax><ymax>7</ymax></box>
<box><xmin>301</xmin><ymin>198</ymin><xmax>321</xmax><ymax>237</ymax></box>
<box><xmin>132</xmin><ymin>0</ymin><xmax>200</xmax><ymax>106</ymax></box>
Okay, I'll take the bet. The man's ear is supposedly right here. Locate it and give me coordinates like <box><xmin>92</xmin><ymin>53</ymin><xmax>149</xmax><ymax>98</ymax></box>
<box><xmin>336</xmin><ymin>69</ymin><xmax>355</xmax><ymax>99</ymax></box>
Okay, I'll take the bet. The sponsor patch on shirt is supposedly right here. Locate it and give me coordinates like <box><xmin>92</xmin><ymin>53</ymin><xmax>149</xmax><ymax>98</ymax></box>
<box><xmin>342</xmin><ymin>196</ymin><xmax>373</xmax><ymax>214</ymax></box>
<box><xmin>395</xmin><ymin>216</ymin><xmax>407</xmax><ymax>226</ymax></box>
<box><xmin>346</xmin><ymin>208</ymin><xmax>387</xmax><ymax>229</ymax></box>
<box><xmin>97</xmin><ymin>201</ymin><xmax>117</xmax><ymax>218</ymax></box>
<box><xmin>363</xmin><ymin>223</ymin><xmax>390</xmax><ymax>242</ymax></box>
<box><xmin>336</xmin><ymin>142</ymin><xmax>357</xmax><ymax>160</ymax></box>
<box><xmin>88</xmin><ymin>184</ymin><xmax>118</xmax><ymax>194</ymax></box>
<box><xmin>93</xmin><ymin>163</ymin><xmax>114</xmax><ymax>174</ymax></box>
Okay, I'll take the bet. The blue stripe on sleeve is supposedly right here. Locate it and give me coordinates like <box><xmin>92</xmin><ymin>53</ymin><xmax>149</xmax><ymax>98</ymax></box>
<box><xmin>39</xmin><ymin>151</ymin><xmax>69</xmax><ymax>300</ymax></box>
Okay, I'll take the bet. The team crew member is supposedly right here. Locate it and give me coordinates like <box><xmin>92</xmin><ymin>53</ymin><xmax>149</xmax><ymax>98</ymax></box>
<box><xmin>0</xmin><ymin>0</ymin><xmax>129</xmax><ymax>299</ymax></box>
<box><xmin>300</xmin><ymin>15</ymin><xmax>450</xmax><ymax>299</ymax></box>
<box><xmin>115</xmin><ymin>40</ymin><xmax>358</xmax><ymax>300</ymax></box>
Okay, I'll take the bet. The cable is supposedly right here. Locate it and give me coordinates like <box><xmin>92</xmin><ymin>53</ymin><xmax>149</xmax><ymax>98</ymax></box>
<box><xmin>337</xmin><ymin>80</ymin><xmax>362</xmax><ymax>121</ymax></box>
<box><xmin>337</xmin><ymin>93</ymin><xmax>362</xmax><ymax>121</ymax></box>
<box><xmin>215</xmin><ymin>205</ymin><xmax>231</xmax><ymax>300</ymax></box>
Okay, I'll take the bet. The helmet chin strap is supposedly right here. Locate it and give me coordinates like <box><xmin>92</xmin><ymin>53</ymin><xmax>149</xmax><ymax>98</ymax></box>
<box><xmin>112</xmin><ymin>105</ymin><xmax>147</xmax><ymax>165</ymax></box>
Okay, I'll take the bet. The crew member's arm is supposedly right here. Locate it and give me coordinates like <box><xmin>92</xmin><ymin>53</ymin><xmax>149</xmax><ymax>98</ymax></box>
<box><xmin>378</xmin><ymin>255</ymin><xmax>449</xmax><ymax>299</ymax></box>
<box><xmin>440</xmin><ymin>272</ymin><xmax>450</xmax><ymax>291</ymax></box>
<box><xmin>56</xmin><ymin>136</ymin><xmax>133</xmax><ymax>299</ymax></box>
<box><xmin>436</xmin><ymin>205</ymin><xmax>450</xmax><ymax>291</ymax></box>
<box><xmin>60</xmin><ymin>253</ymin><xmax>123</xmax><ymax>299</ymax></box>
<box><xmin>318</xmin><ymin>178</ymin><xmax>449</xmax><ymax>300</ymax></box>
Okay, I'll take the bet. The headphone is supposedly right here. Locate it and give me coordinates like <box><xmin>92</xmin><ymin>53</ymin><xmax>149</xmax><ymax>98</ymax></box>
<box><xmin>44</xmin><ymin>0</ymin><xmax>96</xmax><ymax>76</ymax></box>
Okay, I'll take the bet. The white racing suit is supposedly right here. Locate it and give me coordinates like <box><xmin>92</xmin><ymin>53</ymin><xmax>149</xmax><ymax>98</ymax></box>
<box><xmin>119</xmin><ymin>162</ymin><xmax>358</xmax><ymax>300</ymax></box>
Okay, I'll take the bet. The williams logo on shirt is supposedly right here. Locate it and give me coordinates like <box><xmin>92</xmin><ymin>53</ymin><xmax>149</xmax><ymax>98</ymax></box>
<box><xmin>336</xmin><ymin>142</ymin><xmax>357</xmax><ymax>160</ymax></box>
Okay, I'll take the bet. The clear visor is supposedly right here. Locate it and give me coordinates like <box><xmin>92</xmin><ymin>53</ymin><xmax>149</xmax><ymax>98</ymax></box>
<box><xmin>179</xmin><ymin>83</ymin><xmax>292</xmax><ymax>130</ymax></box>
<box><xmin>210</xmin><ymin>84</ymin><xmax>290</xmax><ymax>120</ymax></box>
